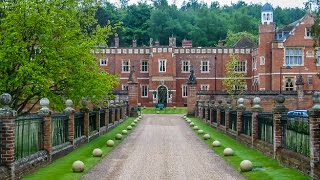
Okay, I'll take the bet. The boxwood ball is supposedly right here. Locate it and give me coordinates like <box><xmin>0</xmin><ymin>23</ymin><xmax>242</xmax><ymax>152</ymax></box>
<box><xmin>115</xmin><ymin>133</ymin><xmax>123</xmax><ymax>140</ymax></box>
<box><xmin>92</xmin><ymin>148</ymin><xmax>103</xmax><ymax>157</ymax></box>
<box><xmin>212</xmin><ymin>140</ymin><xmax>221</xmax><ymax>147</ymax></box>
<box><xmin>127</xmin><ymin>125</ymin><xmax>132</xmax><ymax>130</ymax></box>
<box><xmin>106</xmin><ymin>140</ymin><xmax>115</xmax><ymax>147</ymax></box>
<box><xmin>189</xmin><ymin>122</ymin><xmax>195</xmax><ymax>127</ymax></box>
<box><xmin>224</xmin><ymin>148</ymin><xmax>234</xmax><ymax>156</ymax></box>
<box><xmin>193</xmin><ymin>126</ymin><xmax>199</xmax><ymax>130</ymax></box>
<box><xmin>198</xmin><ymin>129</ymin><xmax>204</xmax><ymax>134</ymax></box>
<box><xmin>203</xmin><ymin>134</ymin><xmax>210</xmax><ymax>140</ymax></box>
<box><xmin>122</xmin><ymin>129</ymin><xmax>128</xmax><ymax>135</ymax></box>
<box><xmin>240</xmin><ymin>160</ymin><xmax>253</xmax><ymax>172</ymax></box>
<box><xmin>72</xmin><ymin>160</ymin><xmax>85</xmax><ymax>172</ymax></box>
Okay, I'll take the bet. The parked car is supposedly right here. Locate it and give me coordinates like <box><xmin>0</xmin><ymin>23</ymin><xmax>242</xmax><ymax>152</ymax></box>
<box><xmin>287</xmin><ymin>110</ymin><xmax>309</xmax><ymax>119</ymax></box>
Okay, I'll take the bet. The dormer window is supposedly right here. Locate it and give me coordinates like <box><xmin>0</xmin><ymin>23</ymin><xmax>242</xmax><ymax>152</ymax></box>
<box><xmin>305</xmin><ymin>28</ymin><xmax>312</xmax><ymax>38</ymax></box>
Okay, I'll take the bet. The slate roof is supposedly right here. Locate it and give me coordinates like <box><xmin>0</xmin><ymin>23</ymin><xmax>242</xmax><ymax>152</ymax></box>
<box><xmin>233</xmin><ymin>37</ymin><xmax>257</xmax><ymax>49</ymax></box>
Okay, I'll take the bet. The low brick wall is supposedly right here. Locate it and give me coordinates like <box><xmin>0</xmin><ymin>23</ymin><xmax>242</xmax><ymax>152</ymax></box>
<box><xmin>276</xmin><ymin>148</ymin><xmax>310</xmax><ymax>175</ymax></box>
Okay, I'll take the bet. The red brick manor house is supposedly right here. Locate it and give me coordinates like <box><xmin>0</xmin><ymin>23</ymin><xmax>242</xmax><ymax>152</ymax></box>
<box><xmin>94</xmin><ymin>3</ymin><xmax>320</xmax><ymax>107</ymax></box>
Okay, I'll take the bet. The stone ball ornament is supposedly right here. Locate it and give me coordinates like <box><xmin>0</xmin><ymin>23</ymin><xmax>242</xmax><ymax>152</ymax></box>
<box><xmin>193</xmin><ymin>126</ymin><xmax>199</xmax><ymax>130</ymax></box>
<box><xmin>127</xmin><ymin>125</ymin><xmax>133</xmax><ymax>130</ymax></box>
<box><xmin>0</xmin><ymin>93</ymin><xmax>12</xmax><ymax>106</ymax></box>
<box><xmin>240</xmin><ymin>160</ymin><xmax>253</xmax><ymax>172</ymax></box>
<box><xmin>187</xmin><ymin>119</ymin><xmax>191</xmax><ymax>123</ymax></box>
<box><xmin>134</xmin><ymin>119</ymin><xmax>138</xmax><ymax>123</ymax></box>
<box><xmin>189</xmin><ymin>122</ymin><xmax>195</xmax><ymax>127</ymax></box>
<box><xmin>224</xmin><ymin>148</ymin><xmax>234</xmax><ymax>156</ymax></box>
<box><xmin>212</xmin><ymin>140</ymin><xmax>221</xmax><ymax>147</ymax></box>
<box><xmin>122</xmin><ymin>129</ymin><xmax>128</xmax><ymax>135</ymax></box>
<box><xmin>275</xmin><ymin>94</ymin><xmax>285</xmax><ymax>104</ymax></box>
<box><xmin>131</xmin><ymin>122</ymin><xmax>136</xmax><ymax>127</ymax></box>
<box><xmin>203</xmin><ymin>134</ymin><xmax>210</xmax><ymax>140</ymax></box>
<box><xmin>138</xmin><ymin>115</ymin><xmax>142</xmax><ymax>119</ymax></box>
<box><xmin>237</xmin><ymin>98</ymin><xmax>244</xmax><ymax>105</ymax></box>
<box><xmin>72</xmin><ymin>160</ymin><xmax>85</xmax><ymax>172</ymax></box>
<box><xmin>106</xmin><ymin>140</ymin><xmax>115</xmax><ymax>147</ymax></box>
<box><xmin>253</xmin><ymin>97</ymin><xmax>261</xmax><ymax>104</ymax></box>
<box><xmin>198</xmin><ymin>129</ymin><xmax>204</xmax><ymax>134</ymax></box>
<box><xmin>92</xmin><ymin>148</ymin><xmax>103</xmax><ymax>157</ymax></box>
<box><xmin>115</xmin><ymin>133</ymin><xmax>123</xmax><ymax>140</ymax></box>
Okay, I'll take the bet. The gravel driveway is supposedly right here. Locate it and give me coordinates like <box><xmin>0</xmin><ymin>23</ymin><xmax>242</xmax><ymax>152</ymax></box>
<box><xmin>82</xmin><ymin>114</ymin><xmax>245</xmax><ymax>180</ymax></box>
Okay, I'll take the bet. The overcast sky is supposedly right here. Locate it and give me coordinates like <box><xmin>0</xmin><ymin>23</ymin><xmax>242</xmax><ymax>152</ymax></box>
<box><xmin>108</xmin><ymin>0</ymin><xmax>306</xmax><ymax>8</ymax></box>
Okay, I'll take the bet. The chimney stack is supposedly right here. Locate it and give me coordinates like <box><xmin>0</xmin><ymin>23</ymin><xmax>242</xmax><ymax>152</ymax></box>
<box><xmin>169</xmin><ymin>35</ymin><xmax>176</xmax><ymax>47</ymax></box>
<box><xmin>182</xmin><ymin>39</ymin><xmax>192</xmax><ymax>48</ymax></box>
<box><xmin>114</xmin><ymin>33</ymin><xmax>119</xmax><ymax>48</ymax></box>
<box><xmin>218</xmin><ymin>39</ymin><xmax>225</xmax><ymax>47</ymax></box>
<box><xmin>155</xmin><ymin>40</ymin><xmax>160</xmax><ymax>47</ymax></box>
<box><xmin>132</xmin><ymin>39</ymin><xmax>137</xmax><ymax>48</ymax></box>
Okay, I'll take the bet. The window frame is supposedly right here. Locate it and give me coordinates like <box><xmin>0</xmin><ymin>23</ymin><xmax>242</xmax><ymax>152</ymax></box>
<box><xmin>182</xmin><ymin>85</ymin><xmax>188</xmax><ymax>97</ymax></box>
<box><xmin>100</xmin><ymin>58</ymin><xmax>108</xmax><ymax>66</ymax></box>
<box><xmin>122</xmin><ymin>84</ymin><xmax>128</xmax><ymax>91</ymax></box>
<box><xmin>305</xmin><ymin>27</ymin><xmax>312</xmax><ymax>39</ymax></box>
<box><xmin>141</xmin><ymin>85</ymin><xmax>149</xmax><ymax>97</ymax></box>
<box><xmin>284</xmin><ymin>48</ymin><xmax>303</xmax><ymax>66</ymax></box>
<box><xmin>234</xmin><ymin>60</ymin><xmax>247</xmax><ymax>73</ymax></box>
<box><xmin>158</xmin><ymin>59</ymin><xmax>167</xmax><ymax>72</ymax></box>
<box><xmin>122</xmin><ymin>59</ymin><xmax>130</xmax><ymax>73</ymax></box>
<box><xmin>140</xmin><ymin>60</ymin><xmax>149</xmax><ymax>73</ymax></box>
<box><xmin>200</xmin><ymin>60</ymin><xmax>210</xmax><ymax>73</ymax></box>
<box><xmin>200</xmin><ymin>84</ymin><xmax>209</xmax><ymax>91</ymax></box>
<box><xmin>181</xmin><ymin>60</ymin><xmax>190</xmax><ymax>73</ymax></box>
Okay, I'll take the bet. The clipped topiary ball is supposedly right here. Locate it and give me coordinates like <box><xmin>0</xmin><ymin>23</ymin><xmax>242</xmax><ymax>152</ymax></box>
<box><xmin>203</xmin><ymin>134</ymin><xmax>210</xmax><ymax>140</ymax></box>
<box><xmin>72</xmin><ymin>160</ymin><xmax>85</xmax><ymax>172</ymax></box>
<box><xmin>122</xmin><ymin>129</ymin><xmax>128</xmax><ymax>135</ymax></box>
<box><xmin>240</xmin><ymin>160</ymin><xmax>253</xmax><ymax>172</ymax></box>
<box><xmin>224</xmin><ymin>148</ymin><xmax>234</xmax><ymax>156</ymax></box>
<box><xmin>212</xmin><ymin>140</ymin><xmax>221</xmax><ymax>147</ymax></box>
<box><xmin>193</xmin><ymin>126</ymin><xmax>199</xmax><ymax>130</ymax></box>
<box><xmin>189</xmin><ymin>122</ymin><xmax>195</xmax><ymax>127</ymax></box>
<box><xmin>198</xmin><ymin>129</ymin><xmax>204</xmax><ymax>134</ymax></box>
<box><xmin>115</xmin><ymin>133</ymin><xmax>122</xmax><ymax>140</ymax></box>
<box><xmin>106</xmin><ymin>140</ymin><xmax>115</xmax><ymax>147</ymax></box>
<box><xmin>92</xmin><ymin>148</ymin><xmax>103</xmax><ymax>157</ymax></box>
<box><xmin>127</xmin><ymin>125</ymin><xmax>132</xmax><ymax>130</ymax></box>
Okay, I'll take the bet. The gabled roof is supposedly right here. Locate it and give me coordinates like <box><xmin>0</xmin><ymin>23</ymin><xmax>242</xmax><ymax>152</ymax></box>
<box><xmin>233</xmin><ymin>37</ymin><xmax>257</xmax><ymax>49</ymax></box>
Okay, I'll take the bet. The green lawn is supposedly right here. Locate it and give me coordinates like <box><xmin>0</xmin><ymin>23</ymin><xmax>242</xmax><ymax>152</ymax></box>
<box><xmin>187</xmin><ymin>117</ymin><xmax>310</xmax><ymax>180</ymax></box>
<box><xmin>23</xmin><ymin>117</ymin><xmax>137</xmax><ymax>180</ymax></box>
<box><xmin>141</xmin><ymin>107</ymin><xmax>187</xmax><ymax>114</ymax></box>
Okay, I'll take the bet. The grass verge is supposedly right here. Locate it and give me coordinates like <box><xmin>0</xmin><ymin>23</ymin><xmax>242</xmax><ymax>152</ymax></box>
<box><xmin>141</xmin><ymin>107</ymin><xmax>187</xmax><ymax>114</ymax></box>
<box><xmin>23</xmin><ymin>117</ymin><xmax>137</xmax><ymax>180</ymax></box>
<box><xmin>187</xmin><ymin>117</ymin><xmax>310</xmax><ymax>180</ymax></box>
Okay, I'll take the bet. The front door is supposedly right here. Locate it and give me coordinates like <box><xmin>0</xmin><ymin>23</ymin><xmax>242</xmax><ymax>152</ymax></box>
<box><xmin>157</xmin><ymin>85</ymin><xmax>167</xmax><ymax>107</ymax></box>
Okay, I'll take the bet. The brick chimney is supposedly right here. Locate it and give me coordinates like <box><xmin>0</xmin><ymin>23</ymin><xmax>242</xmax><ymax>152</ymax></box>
<box><xmin>218</xmin><ymin>39</ymin><xmax>225</xmax><ymax>47</ymax></box>
<box><xmin>182</xmin><ymin>39</ymin><xmax>192</xmax><ymax>48</ymax></box>
<box><xmin>155</xmin><ymin>40</ymin><xmax>160</xmax><ymax>47</ymax></box>
<box><xmin>132</xmin><ymin>39</ymin><xmax>137</xmax><ymax>48</ymax></box>
<box><xmin>114</xmin><ymin>33</ymin><xmax>119</xmax><ymax>48</ymax></box>
<box><xmin>169</xmin><ymin>36</ymin><xmax>176</xmax><ymax>47</ymax></box>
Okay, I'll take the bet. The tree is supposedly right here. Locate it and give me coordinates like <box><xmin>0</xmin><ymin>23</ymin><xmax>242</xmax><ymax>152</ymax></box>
<box><xmin>225</xmin><ymin>31</ymin><xmax>258</xmax><ymax>47</ymax></box>
<box><xmin>0</xmin><ymin>0</ymin><xmax>119</xmax><ymax>114</ymax></box>
<box><xmin>223</xmin><ymin>54</ymin><xmax>247</xmax><ymax>100</ymax></box>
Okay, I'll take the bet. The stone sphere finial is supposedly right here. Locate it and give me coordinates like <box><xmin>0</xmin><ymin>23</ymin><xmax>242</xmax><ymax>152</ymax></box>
<box><xmin>273</xmin><ymin>94</ymin><xmax>288</xmax><ymax>113</ymax></box>
<box><xmin>311</xmin><ymin>91</ymin><xmax>320</xmax><ymax>110</ymax></box>
<box><xmin>0</xmin><ymin>93</ymin><xmax>12</xmax><ymax>109</ymax></box>
<box><xmin>39</xmin><ymin>98</ymin><xmax>50</xmax><ymax>114</ymax></box>
<box><xmin>237</xmin><ymin>98</ymin><xmax>245</xmax><ymax>110</ymax></box>
<box><xmin>252</xmin><ymin>97</ymin><xmax>262</xmax><ymax>112</ymax></box>
<box><xmin>275</xmin><ymin>94</ymin><xmax>285</xmax><ymax>104</ymax></box>
<box><xmin>64</xmin><ymin>99</ymin><xmax>74</xmax><ymax>113</ymax></box>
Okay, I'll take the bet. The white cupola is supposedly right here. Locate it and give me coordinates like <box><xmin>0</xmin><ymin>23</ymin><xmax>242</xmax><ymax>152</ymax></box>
<box><xmin>261</xmin><ymin>3</ymin><xmax>273</xmax><ymax>24</ymax></box>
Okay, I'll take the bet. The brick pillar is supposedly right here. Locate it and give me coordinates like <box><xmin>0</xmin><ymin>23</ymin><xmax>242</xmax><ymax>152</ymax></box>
<box><xmin>111</xmin><ymin>107</ymin><xmax>115</xmax><ymax>124</ymax></box>
<box><xmin>217</xmin><ymin>100</ymin><xmax>223</xmax><ymax>128</ymax></box>
<box><xmin>128</xmin><ymin>66</ymin><xmax>139</xmax><ymax>117</ymax></box>
<box><xmin>236</xmin><ymin>98</ymin><xmax>246</xmax><ymax>135</ymax></box>
<box><xmin>0</xmin><ymin>94</ymin><xmax>16</xmax><ymax>180</ymax></box>
<box><xmin>272</xmin><ymin>94</ymin><xmax>288</xmax><ymax>159</ymax></box>
<box><xmin>81</xmin><ymin>108</ymin><xmax>90</xmax><ymax>138</ymax></box>
<box><xmin>187</xmin><ymin>83</ymin><xmax>197</xmax><ymax>116</ymax></box>
<box><xmin>42</xmin><ymin>114</ymin><xmax>52</xmax><ymax>157</ymax></box>
<box><xmin>64</xmin><ymin>99</ymin><xmax>75</xmax><ymax>145</ymax></box>
<box><xmin>117</xmin><ymin>106</ymin><xmax>121</xmax><ymax>122</ymax></box>
<box><xmin>308</xmin><ymin>92</ymin><xmax>320</xmax><ymax>179</ymax></box>
<box><xmin>95</xmin><ymin>108</ymin><xmax>100</xmax><ymax>131</ymax></box>
<box><xmin>251</xmin><ymin>97</ymin><xmax>263</xmax><ymax>147</ymax></box>
<box><xmin>204</xmin><ymin>104</ymin><xmax>209</xmax><ymax>123</ymax></box>
<box><xmin>104</xmin><ymin>108</ymin><xmax>109</xmax><ymax>129</ymax></box>
<box><xmin>225</xmin><ymin>109</ymin><xmax>230</xmax><ymax>132</ymax></box>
